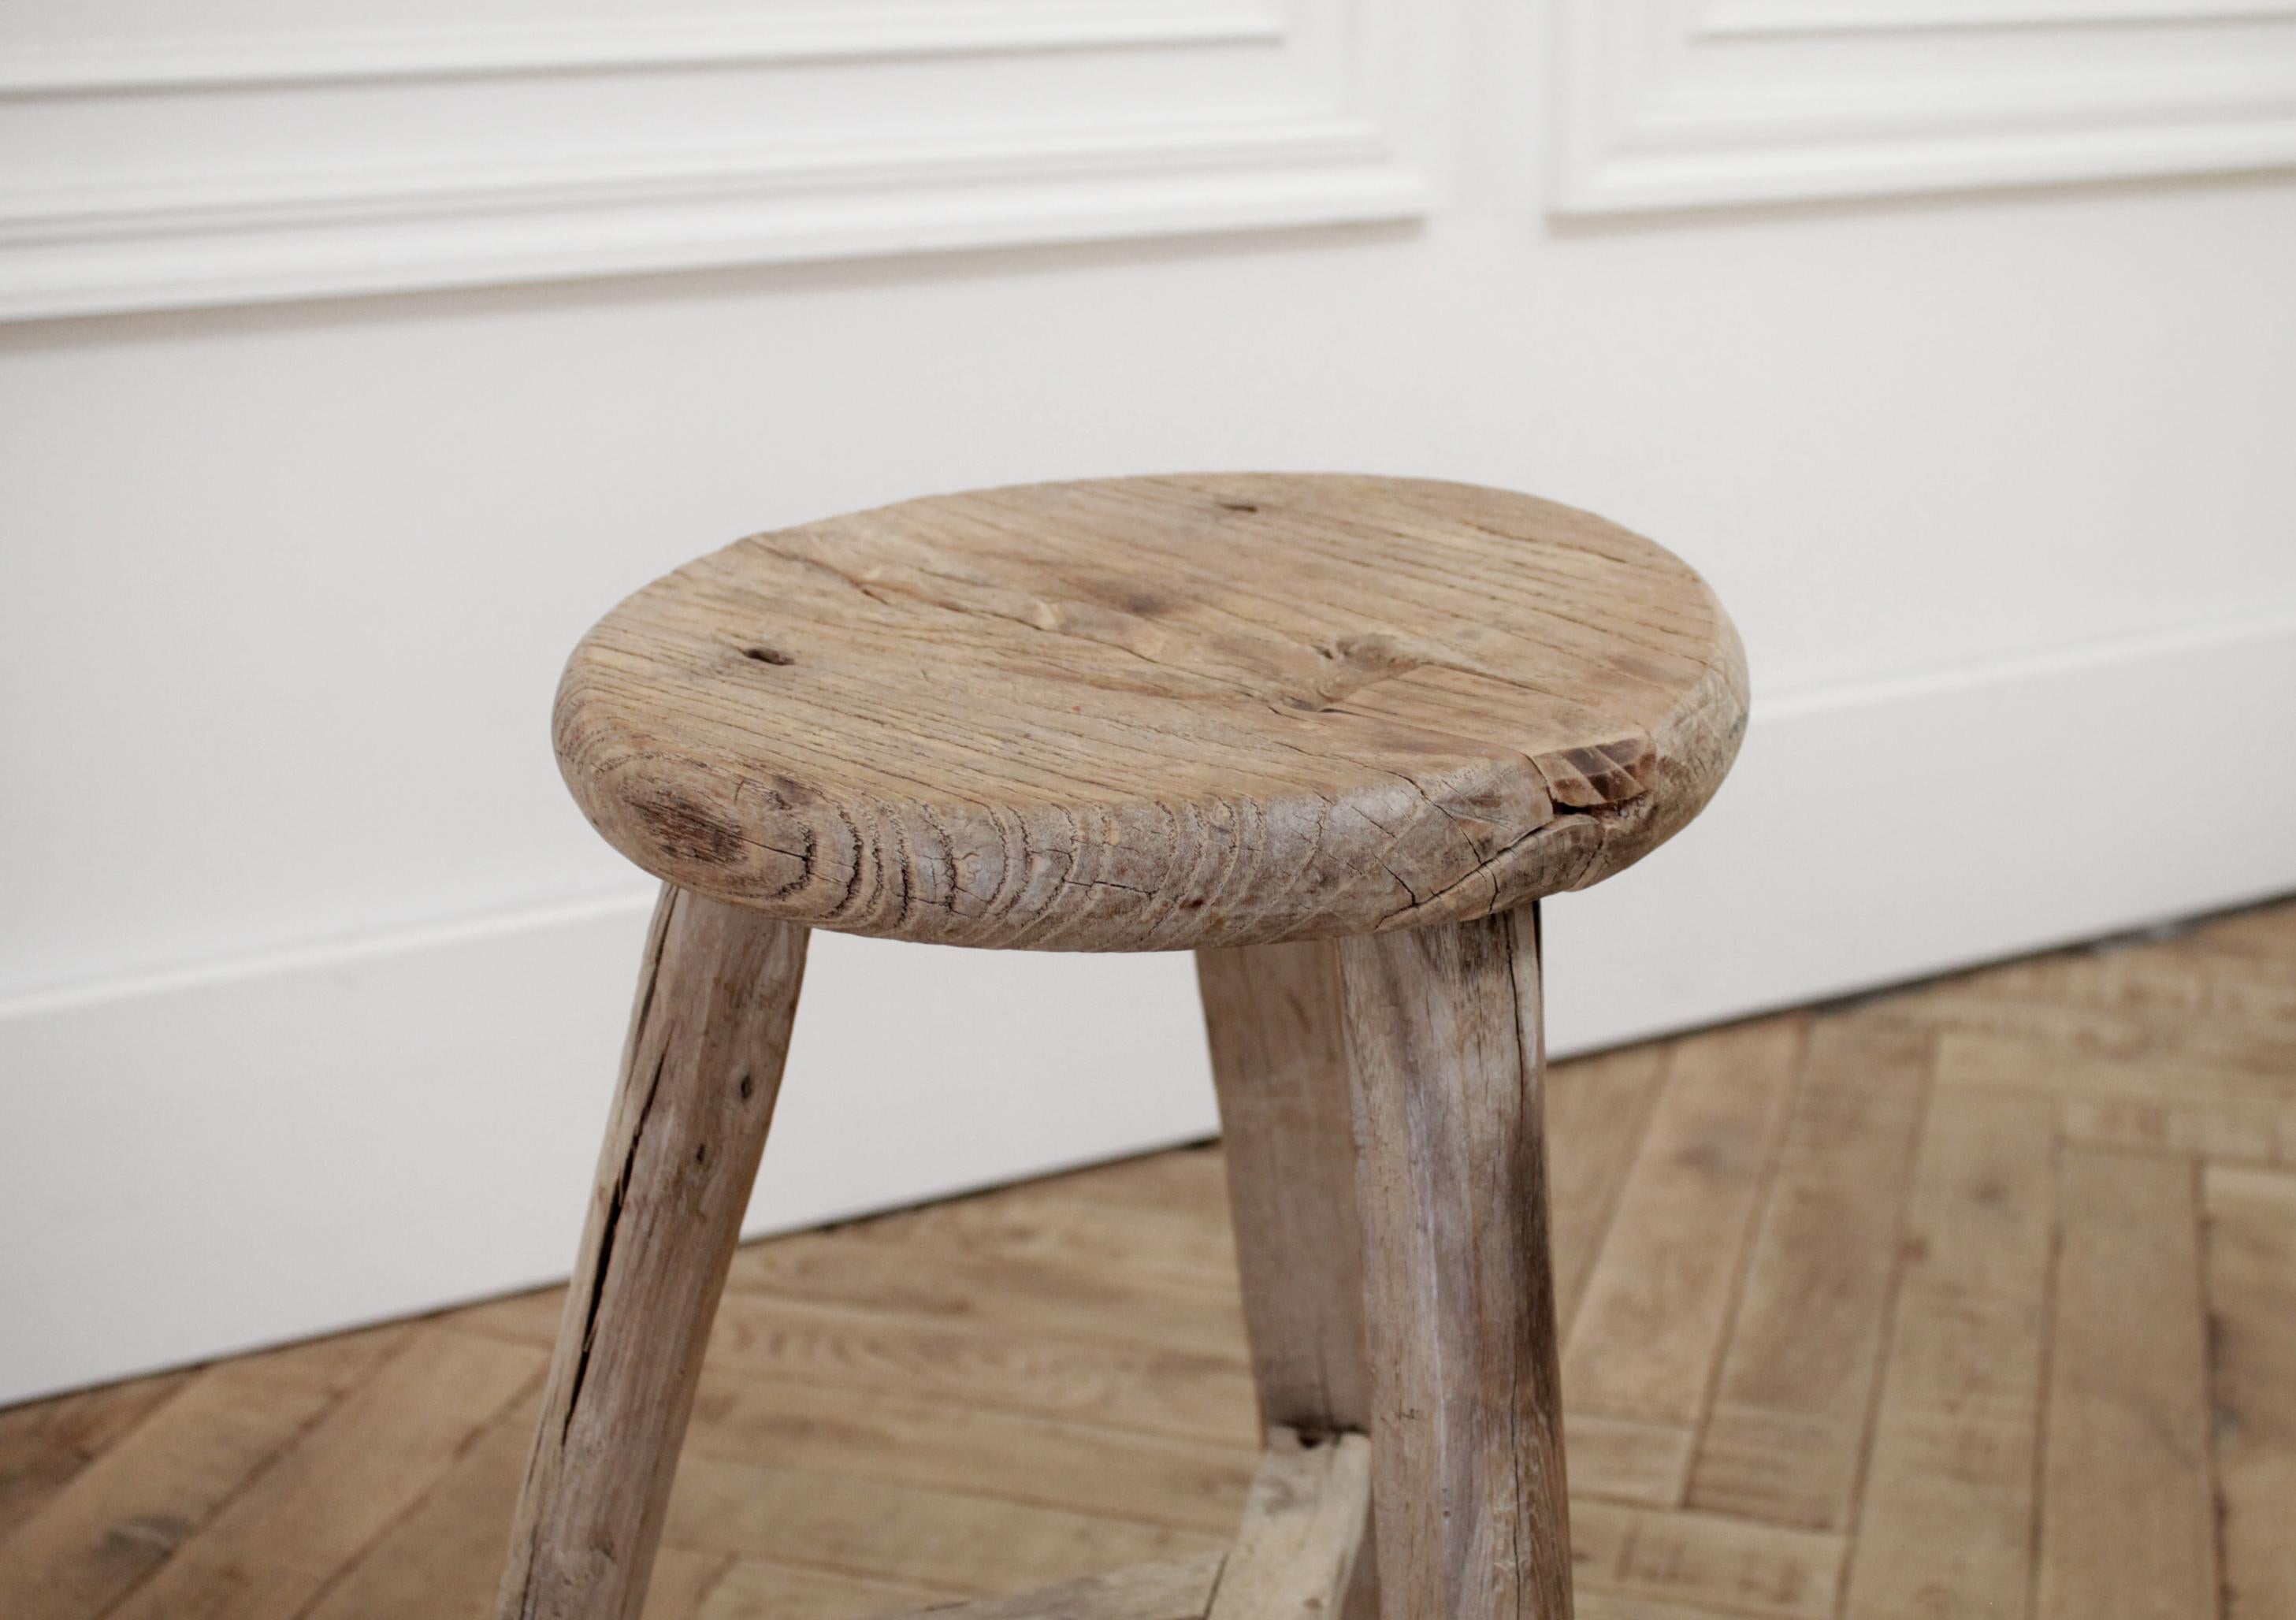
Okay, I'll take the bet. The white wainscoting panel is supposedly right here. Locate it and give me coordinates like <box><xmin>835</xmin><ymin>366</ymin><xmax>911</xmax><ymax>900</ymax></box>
<box><xmin>1552</xmin><ymin>0</ymin><xmax>2296</xmax><ymax>211</ymax></box>
<box><xmin>6</xmin><ymin>614</ymin><xmax>2293</xmax><ymax>1406</ymax></box>
<box><xmin>0</xmin><ymin>0</ymin><xmax>1436</xmax><ymax>319</ymax></box>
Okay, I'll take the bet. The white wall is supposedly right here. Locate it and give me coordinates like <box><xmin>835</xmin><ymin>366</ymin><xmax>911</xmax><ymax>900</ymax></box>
<box><xmin>4</xmin><ymin>0</ymin><xmax>2294</xmax><ymax>1403</ymax></box>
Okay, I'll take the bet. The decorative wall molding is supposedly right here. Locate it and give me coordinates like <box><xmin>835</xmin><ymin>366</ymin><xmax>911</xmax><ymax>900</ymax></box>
<box><xmin>1703</xmin><ymin>0</ymin><xmax>2296</xmax><ymax>32</ymax></box>
<box><xmin>0</xmin><ymin>2</ymin><xmax>1287</xmax><ymax>94</ymax></box>
<box><xmin>0</xmin><ymin>0</ymin><xmax>1431</xmax><ymax>321</ymax></box>
<box><xmin>1552</xmin><ymin>0</ymin><xmax>2296</xmax><ymax>212</ymax></box>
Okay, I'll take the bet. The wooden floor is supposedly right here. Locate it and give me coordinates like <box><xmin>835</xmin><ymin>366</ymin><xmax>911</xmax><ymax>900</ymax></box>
<box><xmin>6</xmin><ymin>902</ymin><xmax>2296</xmax><ymax>1620</ymax></box>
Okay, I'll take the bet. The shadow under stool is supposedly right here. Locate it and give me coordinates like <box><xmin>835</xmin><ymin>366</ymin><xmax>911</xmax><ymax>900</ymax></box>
<box><xmin>494</xmin><ymin>474</ymin><xmax>1749</xmax><ymax>1620</ymax></box>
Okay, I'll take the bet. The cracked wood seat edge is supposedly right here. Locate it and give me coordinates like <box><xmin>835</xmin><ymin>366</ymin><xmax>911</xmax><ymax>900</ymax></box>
<box><xmin>553</xmin><ymin>472</ymin><xmax>1748</xmax><ymax>951</ymax></box>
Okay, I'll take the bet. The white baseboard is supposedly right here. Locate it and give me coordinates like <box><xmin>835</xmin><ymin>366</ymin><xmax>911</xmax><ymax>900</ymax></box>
<box><xmin>1541</xmin><ymin>615</ymin><xmax>2296</xmax><ymax>1046</ymax></box>
<box><xmin>4</xmin><ymin>617</ymin><xmax>2292</xmax><ymax>1406</ymax></box>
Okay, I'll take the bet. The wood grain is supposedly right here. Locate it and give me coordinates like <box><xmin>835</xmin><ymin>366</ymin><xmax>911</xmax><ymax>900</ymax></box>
<box><xmin>555</xmin><ymin>474</ymin><xmax>1747</xmax><ymax>950</ymax></box>
<box><xmin>1196</xmin><ymin>941</ymin><xmax>1380</xmax><ymax>1620</ymax></box>
<box><xmin>0</xmin><ymin>1325</ymin><xmax>409</xmax><ymax>1620</ymax></box>
<box><xmin>1544</xmin><ymin>1046</ymin><xmax>1670</xmax><ymax>1336</ymax></box>
<box><xmin>0</xmin><ymin>1369</ymin><xmax>190</xmax><ymax>1546</ymax></box>
<box><xmin>1195</xmin><ymin>940</ymin><xmax>1369</xmax><ymax>1439</ymax></box>
<box><xmin>871</xmin><ymin>1553</ymin><xmax>1226</xmax><ymax>1620</ymax></box>
<box><xmin>1570</xmin><ymin>1502</ymin><xmax>1844</xmax><ymax>1620</ymax></box>
<box><xmin>677</xmin><ymin>1367</ymin><xmax>1254</xmax><ymax>1535</ymax></box>
<box><xmin>306</xmin><ymin>1394</ymin><xmax>541</xmax><ymax>1620</ymax></box>
<box><xmin>693</xmin><ymin>1557</ymin><xmax>950</xmax><ymax>1620</ymax></box>
<box><xmin>1689</xmin><ymin>1020</ymin><xmax>1929</xmax><ymax>1529</ymax></box>
<box><xmin>2037</xmin><ymin>1150</ymin><xmax>2216</xmax><ymax>1620</ymax></box>
<box><xmin>1841</xmin><ymin>1087</ymin><xmax>2053</xmax><ymax>1619</ymax></box>
<box><xmin>695</xmin><ymin>1291</ymin><xmax>1258</xmax><ymax>1447</ymax></box>
<box><xmin>1562</xmin><ymin>1018</ymin><xmax>1800</xmax><ymax>1429</ymax></box>
<box><xmin>109</xmin><ymin>1330</ymin><xmax>542</xmax><ymax>1620</ymax></box>
<box><xmin>637</xmin><ymin>1548</ymin><xmax>734</xmax><ymax>1620</ymax></box>
<box><xmin>1561</xmin><ymin>1416</ymin><xmax>1696</xmax><ymax>1509</ymax></box>
<box><xmin>723</xmin><ymin>1222</ymin><xmax>1246</xmax><ymax>1364</ymax></box>
<box><xmin>1340</xmin><ymin>905</ymin><xmax>1572</xmax><ymax>1620</ymax></box>
<box><xmin>496</xmin><ymin>887</ymin><xmax>808</xmax><ymax>1620</ymax></box>
<box><xmin>2202</xmin><ymin>1165</ymin><xmax>2296</xmax><ymax>1620</ymax></box>
<box><xmin>1206</xmin><ymin>1429</ymin><xmax>1372</xmax><ymax>1620</ymax></box>
<box><xmin>659</xmin><ymin>1455</ymin><xmax>1220</xmax><ymax>1596</ymax></box>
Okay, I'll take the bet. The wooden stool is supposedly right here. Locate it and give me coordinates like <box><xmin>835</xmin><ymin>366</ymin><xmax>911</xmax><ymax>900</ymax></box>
<box><xmin>496</xmin><ymin>474</ymin><xmax>1748</xmax><ymax>1620</ymax></box>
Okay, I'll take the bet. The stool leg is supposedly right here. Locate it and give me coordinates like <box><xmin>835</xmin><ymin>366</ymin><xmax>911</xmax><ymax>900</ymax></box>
<box><xmin>1337</xmin><ymin>904</ymin><xmax>1573</xmax><ymax>1620</ymax></box>
<box><xmin>495</xmin><ymin>886</ymin><xmax>808</xmax><ymax>1620</ymax></box>
<box><xmin>1197</xmin><ymin>938</ymin><xmax>1372</xmax><ymax>1436</ymax></box>
<box><xmin>1197</xmin><ymin>939</ymin><xmax>1380</xmax><ymax>1620</ymax></box>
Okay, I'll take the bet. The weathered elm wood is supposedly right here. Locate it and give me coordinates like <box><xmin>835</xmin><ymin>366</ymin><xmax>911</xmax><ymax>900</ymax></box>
<box><xmin>1339</xmin><ymin>905</ymin><xmax>1573</xmax><ymax>1620</ymax></box>
<box><xmin>1196</xmin><ymin>941</ymin><xmax>1378</xmax><ymax>1620</ymax></box>
<box><xmin>555</xmin><ymin>474</ymin><xmax>1747</xmax><ymax>951</ymax></box>
<box><xmin>496</xmin><ymin>887</ymin><xmax>807</xmax><ymax>1620</ymax></box>
<box><xmin>1194</xmin><ymin>941</ymin><xmax>1369</xmax><ymax>1436</ymax></box>
<box><xmin>1206</xmin><ymin>1428</ymin><xmax>1373</xmax><ymax>1620</ymax></box>
<box><xmin>873</xmin><ymin>1552</ymin><xmax>1228</xmax><ymax>1620</ymax></box>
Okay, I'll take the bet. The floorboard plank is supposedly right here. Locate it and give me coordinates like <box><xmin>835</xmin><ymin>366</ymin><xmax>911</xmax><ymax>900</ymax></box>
<box><xmin>1562</xmin><ymin>1415</ymin><xmax>1696</xmax><ymax>1508</ymax></box>
<box><xmin>704</xmin><ymin>1295</ymin><xmax>1258</xmax><ymax>1448</ymax></box>
<box><xmin>692</xmin><ymin>1557</ymin><xmax>954</xmax><ymax>1620</ymax></box>
<box><xmin>0</xmin><ymin>1325</ymin><xmax>409</xmax><ymax>1620</ymax></box>
<box><xmin>662</xmin><ymin>1455</ymin><xmax>1223</xmax><ymax>1598</ymax></box>
<box><xmin>0</xmin><ymin>1369</ymin><xmax>193</xmax><ymax>1545</ymax></box>
<box><xmin>1570</xmin><ymin>1500</ymin><xmax>1845</xmax><ymax>1620</ymax></box>
<box><xmin>2203</xmin><ymin>1164</ymin><xmax>2296</xmax><ymax>1620</ymax></box>
<box><xmin>725</xmin><ymin>1235</ymin><xmax>1249</xmax><ymax>1364</ymax></box>
<box><xmin>2036</xmin><ymin>1150</ymin><xmax>2216</xmax><ymax>1620</ymax></box>
<box><xmin>1544</xmin><ymin>1045</ymin><xmax>1670</xmax><ymax>1336</ymax></box>
<box><xmin>1877</xmin><ymin>979</ymin><xmax>2296</xmax><ymax>1077</ymax></box>
<box><xmin>300</xmin><ymin>1396</ymin><xmax>537</xmax><ymax>1620</ymax></box>
<box><xmin>1563</xmin><ymin>1018</ymin><xmax>1800</xmax><ymax>1429</ymax></box>
<box><xmin>1687</xmin><ymin>1016</ymin><xmax>1929</xmax><ymax>1529</ymax></box>
<box><xmin>679</xmin><ymin>1366</ymin><xmax>1254</xmax><ymax>1534</ymax></box>
<box><xmin>1843</xmin><ymin>1087</ymin><xmax>2053</xmax><ymax>1620</ymax></box>
<box><xmin>641</xmin><ymin>1548</ymin><xmax>740</xmax><ymax>1620</ymax></box>
<box><xmin>104</xmin><ymin>1329</ymin><xmax>540</xmax><ymax>1620</ymax></box>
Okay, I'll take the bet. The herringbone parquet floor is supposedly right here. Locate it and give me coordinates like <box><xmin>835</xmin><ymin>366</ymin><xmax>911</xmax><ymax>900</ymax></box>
<box><xmin>3</xmin><ymin>900</ymin><xmax>2293</xmax><ymax>1619</ymax></box>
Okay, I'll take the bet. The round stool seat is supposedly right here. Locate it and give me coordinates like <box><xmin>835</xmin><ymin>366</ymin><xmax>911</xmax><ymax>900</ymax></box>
<box><xmin>554</xmin><ymin>474</ymin><xmax>1746</xmax><ymax>950</ymax></box>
